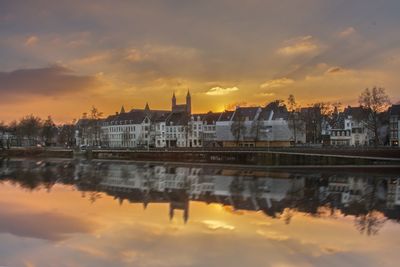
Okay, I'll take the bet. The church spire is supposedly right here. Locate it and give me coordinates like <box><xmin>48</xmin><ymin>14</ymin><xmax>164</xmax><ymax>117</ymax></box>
<box><xmin>186</xmin><ymin>89</ymin><xmax>191</xmax><ymax>114</ymax></box>
<box><xmin>120</xmin><ymin>105</ymin><xmax>126</xmax><ymax>114</ymax></box>
<box><xmin>172</xmin><ymin>91</ymin><xmax>176</xmax><ymax>109</ymax></box>
<box><xmin>145</xmin><ymin>102</ymin><xmax>150</xmax><ymax>111</ymax></box>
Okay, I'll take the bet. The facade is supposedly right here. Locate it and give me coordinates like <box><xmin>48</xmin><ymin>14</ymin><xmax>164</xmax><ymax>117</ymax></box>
<box><xmin>389</xmin><ymin>104</ymin><xmax>400</xmax><ymax>147</ymax></box>
<box><xmin>216</xmin><ymin>102</ymin><xmax>305</xmax><ymax>147</ymax></box>
<box><xmin>75</xmin><ymin>92</ymin><xmax>395</xmax><ymax>149</ymax></box>
<box><xmin>329</xmin><ymin>106</ymin><xmax>371</xmax><ymax>146</ymax></box>
<box><xmin>101</xmin><ymin>105</ymin><xmax>169</xmax><ymax>148</ymax></box>
<box><xmin>93</xmin><ymin>94</ymin><xmax>306</xmax><ymax>149</ymax></box>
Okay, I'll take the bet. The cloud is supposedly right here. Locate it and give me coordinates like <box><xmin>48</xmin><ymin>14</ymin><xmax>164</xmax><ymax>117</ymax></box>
<box><xmin>24</xmin><ymin>35</ymin><xmax>39</xmax><ymax>47</ymax></box>
<box><xmin>325</xmin><ymin>67</ymin><xmax>347</xmax><ymax>75</ymax></box>
<box><xmin>0</xmin><ymin>65</ymin><xmax>100</xmax><ymax>98</ymax></box>
<box><xmin>338</xmin><ymin>27</ymin><xmax>356</xmax><ymax>38</ymax></box>
<box><xmin>125</xmin><ymin>44</ymin><xmax>199</xmax><ymax>63</ymax></box>
<box><xmin>277</xmin><ymin>36</ymin><xmax>318</xmax><ymax>56</ymax></box>
<box><xmin>260</xmin><ymin>92</ymin><xmax>276</xmax><ymax>97</ymax></box>
<box><xmin>71</xmin><ymin>52</ymin><xmax>111</xmax><ymax>65</ymax></box>
<box><xmin>260</xmin><ymin>78</ymin><xmax>294</xmax><ymax>88</ymax></box>
<box><xmin>206</xmin><ymin>86</ymin><xmax>239</xmax><ymax>96</ymax></box>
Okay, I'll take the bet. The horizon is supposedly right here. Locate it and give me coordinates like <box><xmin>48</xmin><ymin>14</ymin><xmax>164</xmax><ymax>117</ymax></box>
<box><xmin>1</xmin><ymin>0</ymin><xmax>400</xmax><ymax>123</ymax></box>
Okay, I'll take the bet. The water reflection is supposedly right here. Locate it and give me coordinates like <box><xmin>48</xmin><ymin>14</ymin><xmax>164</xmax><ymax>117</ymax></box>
<box><xmin>1</xmin><ymin>158</ymin><xmax>399</xmax><ymax>236</ymax></box>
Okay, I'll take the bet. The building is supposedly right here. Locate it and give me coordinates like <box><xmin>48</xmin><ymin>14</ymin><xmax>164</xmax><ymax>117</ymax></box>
<box><xmin>101</xmin><ymin>104</ymin><xmax>169</xmax><ymax>148</ymax></box>
<box><xmin>329</xmin><ymin>106</ymin><xmax>371</xmax><ymax>146</ymax></box>
<box><xmin>80</xmin><ymin>91</ymin><xmax>307</xmax><ymax>149</ymax></box>
<box><xmin>389</xmin><ymin>104</ymin><xmax>400</xmax><ymax>147</ymax></box>
<box><xmin>216</xmin><ymin>102</ymin><xmax>305</xmax><ymax>147</ymax></box>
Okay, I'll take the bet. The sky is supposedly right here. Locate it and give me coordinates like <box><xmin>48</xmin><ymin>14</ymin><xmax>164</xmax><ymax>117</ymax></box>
<box><xmin>1</xmin><ymin>182</ymin><xmax>399</xmax><ymax>267</ymax></box>
<box><xmin>0</xmin><ymin>0</ymin><xmax>400</xmax><ymax>123</ymax></box>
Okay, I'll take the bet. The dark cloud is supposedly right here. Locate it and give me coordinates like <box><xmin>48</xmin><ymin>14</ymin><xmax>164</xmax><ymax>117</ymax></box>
<box><xmin>0</xmin><ymin>65</ymin><xmax>99</xmax><ymax>96</ymax></box>
<box><xmin>326</xmin><ymin>67</ymin><xmax>346</xmax><ymax>74</ymax></box>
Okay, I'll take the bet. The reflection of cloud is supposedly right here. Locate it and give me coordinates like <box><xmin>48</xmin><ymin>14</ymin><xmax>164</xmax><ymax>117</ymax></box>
<box><xmin>321</xmin><ymin>246</ymin><xmax>345</xmax><ymax>254</ymax></box>
<box><xmin>0</xmin><ymin>205</ymin><xmax>94</xmax><ymax>241</ymax></box>
<box><xmin>206</xmin><ymin>86</ymin><xmax>239</xmax><ymax>96</ymax></box>
<box><xmin>277</xmin><ymin>36</ymin><xmax>318</xmax><ymax>56</ymax></box>
<box><xmin>257</xmin><ymin>230</ymin><xmax>289</xmax><ymax>241</ymax></box>
<box><xmin>24</xmin><ymin>35</ymin><xmax>39</xmax><ymax>47</ymax></box>
<box><xmin>260</xmin><ymin>78</ymin><xmax>294</xmax><ymax>88</ymax></box>
<box><xmin>202</xmin><ymin>220</ymin><xmax>235</xmax><ymax>231</ymax></box>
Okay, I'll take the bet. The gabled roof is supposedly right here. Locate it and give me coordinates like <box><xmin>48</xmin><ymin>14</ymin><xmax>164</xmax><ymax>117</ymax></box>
<box><xmin>389</xmin><ymin>104</ymin><xmax>400</xmax><ymax>116</ymax></box>
<box><xmin>343</xmin><ymin>106</ymin><xmax>369</xmax><ymax>121</ymax></box>
<box><xmin>104</xmin><ymin>108</ymin><xmax>170</xmax><ymax>125</ymax></box>
<box><xmin>217</xmin><ymin>110</ymin><xmax>234</xmax><ymax>122</ymax></box>
<box><xmin>259</xmin><ymin>102</ymin><xmax>289</xmax><ymax>120</ymax></box>
<box><xmin>166</xmin><ymin>112</ymin><xmax>190</xmax><ymax>126</ymax></box>
<box><xmin>231</xmin><ymin>107</ymin><xmax>260</xmax><ymax>121</ymax></box>
<box><xmin>200</xmin><ymin>112</ymin><xmax>222</xmax><ymax>125</ymax></box>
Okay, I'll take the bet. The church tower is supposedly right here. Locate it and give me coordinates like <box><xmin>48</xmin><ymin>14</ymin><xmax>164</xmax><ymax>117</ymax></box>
<box><xmin>172</xmin><ymin>92</ymin><xmax>176</xmax><ymax>110</ymax></box>
<box><xmin>186</xmin><ymin>90</ymin><xmax>191</xmax><ymax>114</ymax></box>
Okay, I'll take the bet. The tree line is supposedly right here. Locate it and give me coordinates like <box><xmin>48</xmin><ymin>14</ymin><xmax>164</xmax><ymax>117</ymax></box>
<box><xmin>0</xmin><ymin>115</ymin><xmax>75</xmax><ymax>148</ymax></box>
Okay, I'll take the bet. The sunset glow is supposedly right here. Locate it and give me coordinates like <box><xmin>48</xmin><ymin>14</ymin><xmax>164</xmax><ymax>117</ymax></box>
<box><xmin>1</xmin><ymin>0</ymin><xmax>400</xmax><ymax>123</ymax></box>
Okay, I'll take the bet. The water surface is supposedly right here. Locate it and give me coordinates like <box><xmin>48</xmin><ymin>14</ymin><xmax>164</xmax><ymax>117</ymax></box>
<box><xmin>0</xmin><ymin>159</ymin><xmax>399</xmax><ymax>267</ymax></box>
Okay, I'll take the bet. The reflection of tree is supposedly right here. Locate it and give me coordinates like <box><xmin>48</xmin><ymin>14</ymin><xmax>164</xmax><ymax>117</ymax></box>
<box><xmin>355</xmin><ymin>210</ymin><xmax>387</xmax><ymax>236</ymax></box>
<box><xmin>279</xmin><ymin>208</ymin><xmax>296</xmax><ymax>225</ymax></box>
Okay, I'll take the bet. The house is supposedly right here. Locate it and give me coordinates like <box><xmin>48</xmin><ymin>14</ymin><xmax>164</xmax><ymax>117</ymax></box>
<box><xmin>75</xmin><ymin>118</ymin><xmax>103</xmax><ymax>147</ymax></box>
<box><xmin>329</xmin><ymin>106</ymin><xmax>371</xmax><ymax>146</ymax></box>
<box><xmin>101</xmin><ymin>104</ymin><xmax>169</xmax><ymax>148</ymax></box>
<box><xmin>199</xmin><ymin>112</ymin><xmax>222</xmax><ymax>147</ymax></box>
<box><xmin>215</xmin><ymin>102</ymin><xmax>305</xmax><ymax>147</ymax></box>
<box><xmin>389</xmin><ymin>104</ymin><xmax>400</xmax><ymax>147</ymax></box>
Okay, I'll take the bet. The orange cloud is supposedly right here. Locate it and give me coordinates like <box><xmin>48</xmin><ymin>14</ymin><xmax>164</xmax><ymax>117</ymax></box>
<box><xmin>260</xmin><ymin>78</ymin><xmax>294</xmax><ymax>88</ymax></box>
<box><xmin>206</xmin><ymin>86</ymin><xmax>239</xmax><ymax>96</ymax></box>
<box><xmin>277</xmin><ymin>36</ymin><xmax>318</xmax><ymax>56</ymax></box>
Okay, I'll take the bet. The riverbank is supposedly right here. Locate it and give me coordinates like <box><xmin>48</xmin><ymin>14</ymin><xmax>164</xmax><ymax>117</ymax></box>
<box><xmin>1</xmin><ymin>147</ymin><xmax>399</xmax><ymax>166</ymax></box>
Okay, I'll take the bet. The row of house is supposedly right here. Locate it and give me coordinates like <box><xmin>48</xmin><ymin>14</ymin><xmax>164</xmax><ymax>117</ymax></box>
<box><xmin>76</xmin><ymin>92</ymin><xmax>305</xmax><ymax>148</ymax></box>
<box><xmin>74</xmin><ymin>93</ymin><xmax>400</xmax><ymax>148</ymax></box>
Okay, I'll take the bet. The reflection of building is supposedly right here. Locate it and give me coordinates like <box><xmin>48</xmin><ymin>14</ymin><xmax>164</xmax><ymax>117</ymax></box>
<box><xmin>1</xmin><ymin>159</ymin><xmax>400</xmax><ymax>223</ymax></box>
<box><xmin>96</xmin><ymin>163</ymin><xmax>306</xmax><ymax>222</ymax></box>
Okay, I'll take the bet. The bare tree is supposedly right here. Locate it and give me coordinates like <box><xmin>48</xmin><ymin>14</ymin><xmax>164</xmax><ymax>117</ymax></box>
<box><xmin>359</xmin><ymin>87</ymin><xmax>391</xmax><ymax>146</ymax></box>
<box><xmin>250</xmin><ymin>118</ymin><xmax>263</xmax><ymax>146</ymax></box>
<box><xmin>88</xmin><ymin>106</ymin><xmax>103</xmax><ymax>146</ymax></box>
<box><xmin>58</xmin><ymin>123</ymin><xmax>75</xmax><ymax>147</ymax></box>
<box><xmin>230</xmin><ymin>111</ymin><xmax>246</xmax><ymax>145</ymax></box>
<box><xmin>287</xmin><ymin>95</ymin><xmax>304</xmax><ymax>146</ymax></box>
<box><xmin>355</xmin><ymin>211</ymin><xmax>387</xmax><ymax>236</ymax></box>
<box><xmin>41</xmin><ymin>116</ymin><xmax>57</xmax><ymax>146</ymax></box>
